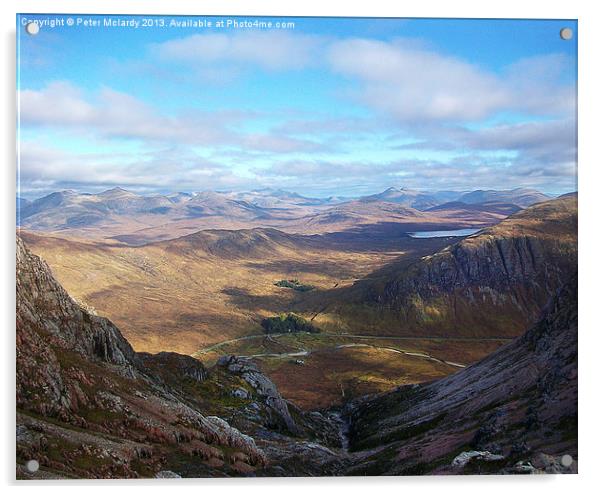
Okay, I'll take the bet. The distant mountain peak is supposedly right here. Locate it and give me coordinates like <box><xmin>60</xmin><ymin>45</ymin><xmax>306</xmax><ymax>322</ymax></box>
<box><xmin>98</xmin><ymin>186</ymin><xmax>138</xmax><ymax>197</ymax></box>
<box><xmin>383</xmin><ymin>186</ymin><xmax>409</xmax><ymax>193</ymax></box>
<box><xmin>458</xmin><ymin>188</ymin><xmax>550</xmax><ymax>208</ymax></box>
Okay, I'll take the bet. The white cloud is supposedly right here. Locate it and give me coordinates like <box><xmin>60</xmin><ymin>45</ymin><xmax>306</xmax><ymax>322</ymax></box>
<box><xmin>18</xmin><ymin>82</ymin><xmax>324</xmax><ymax>153</ymax></box>
<box><xmin>396</xmin><ymin>118</ymin><xmax>576</xmax><ymax>173</ymax></box>
<box><xmin>18</xmin><ymin>142</ymin><xmax>247</xmax><ymax>197</ymax></box>
<box><xmin>154</xmin><ymin>31</ymin><xmax>323</xmax><ymax>71</ymax></box>
<box><xmin>327</xmin><ymin>38</ymin><xmax>574</xmax><ymax>123</ymax></box>
<box><xmin>20</xmin><ymin>82</ymin><xmax>95</xmax><ymax>125</ymax></box>
<box><xmin>256</xmin><ymin>148</ymin><xmax>576</xmax><ymax>195</ymax></box>
<box><xmin>502</xmin><ymin>54</ymin><xmax>576</xmax><ymax>117</ymax></box>
<box><xmin>152</xmin><ymin>33</ymin><xmax>574</xmax><ymax>125</ymax></box>
<box><xmin>274</xmin><ymin>116</ymin><xmax>386</xmax><ymax>136</ymax></box>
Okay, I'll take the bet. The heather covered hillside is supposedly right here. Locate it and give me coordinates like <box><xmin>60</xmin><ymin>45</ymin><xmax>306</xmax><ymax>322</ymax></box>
<box><xmin>315</xmin><ymin>195</ymin><xmax>577</xmax><ymax>340</ymax></box>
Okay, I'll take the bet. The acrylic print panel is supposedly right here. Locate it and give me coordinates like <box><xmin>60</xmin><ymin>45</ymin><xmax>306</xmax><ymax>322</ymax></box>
<box><xmin>16</xmin><ymin>14</ymin><xmax>577</xmax><ymax>479</ymax></box>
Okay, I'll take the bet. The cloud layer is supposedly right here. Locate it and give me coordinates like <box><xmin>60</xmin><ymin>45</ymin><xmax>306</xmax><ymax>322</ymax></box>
<box><xmin>18</xmin><ymin>30</ymin><xmax>577</xmax><ymax>198</ymax></box>
<box><xmin>328</xmin><ymin>40</ymin><xmax>574</xmax><ymax>124</ymax></box>
<box><xmin>19</xmin><ymin>81</ymin><xmax>325</xmax><ymax>153</ymax></box>
<box><xmin>154</xmin><ymin>31</ymin><xmax>323</xmax><ymax>71</ymax></box>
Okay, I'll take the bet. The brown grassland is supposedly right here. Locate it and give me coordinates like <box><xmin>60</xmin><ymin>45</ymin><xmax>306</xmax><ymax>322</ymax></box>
<box><xmin>20</xmin><ymin>229</ymin><xmax>460</xmax><ymax>354</ymax></box>
<box><xmin>19</xmin><ymin>226</ymin><xmax>505</xmax><ymax>409</ymax></box>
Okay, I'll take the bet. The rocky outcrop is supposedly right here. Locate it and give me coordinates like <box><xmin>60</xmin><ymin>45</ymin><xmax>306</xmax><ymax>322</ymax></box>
<box><xmin>451</xmin><ymin>450</ymin><xmax>505</xmax><ymax>468</ymax></box>
<box><xmin>345</xmin><ymin>274</ymin><xmax>577</xmax><ymax>475</ymax></box>
<box><xmin>371</xmin><ymin>195</ymin><xmax>577</xmax><ymax>338</ymax></box>
<box><xmin>204</xmin><ymin>416</ymin><xmax>267</xmax><ymax>464</ymax></box>
<box><xmin>155</xmin><ymin>470</ymin><xmax>181</xmax><ymax>478</ymax></box>
<box><xmin>17</xmin><ymin>235</ymin><xmax>137</xmax><ymax>368</ymax></box>
<box><xmin>217</xmin><ymin>355</ymin><xmax>299</xmax><ymax>435</ymax></box>
<box><xmin>17</xmin><ymin>235</ymin><xmax>138</xmax><ymax>419</ymax></box>
<box><xmin>138</xmin><ymin>351</ymin><xmax>208</xmax><ymax>384</ymax></box>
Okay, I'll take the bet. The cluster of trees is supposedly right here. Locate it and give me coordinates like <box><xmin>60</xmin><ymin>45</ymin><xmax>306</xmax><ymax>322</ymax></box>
<box><xmin>274</xmin><ymin>279</ymin><xmax>315</xmax><ymax>292</ymax></box>
<box><xmin>261</xmin><ymin>313</ymin><xmax>320</xmax><ymax>334</ymax></box>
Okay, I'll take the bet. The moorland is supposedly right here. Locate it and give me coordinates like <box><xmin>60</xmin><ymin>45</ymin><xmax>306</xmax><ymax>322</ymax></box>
<box><xmin>17</xmin><ymin>186</ymin><xmax>575</xmax><ymax>409</ymax></box>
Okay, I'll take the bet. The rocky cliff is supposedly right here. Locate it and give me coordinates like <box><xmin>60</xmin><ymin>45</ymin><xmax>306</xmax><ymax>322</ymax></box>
<box><xmin>17</xmin><ymin>235</ymin><xmax>139</xmax><ymax>418</ymax></box>
<box><xmin>370</xmin><ymin>195</ymin><xmax>577</xmax><ymax>338</ymax></box>
<box><xmin>345</xmin><ymin>274</ymin><xmax>577</xmax><ymax>475</ymax></box>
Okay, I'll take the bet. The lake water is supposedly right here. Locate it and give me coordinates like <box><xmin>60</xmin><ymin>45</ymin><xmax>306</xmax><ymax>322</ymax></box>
<box><xmin>409</xmin><ymin>228</ymin><xmax>481</xmax><ymax>238</ymax></box>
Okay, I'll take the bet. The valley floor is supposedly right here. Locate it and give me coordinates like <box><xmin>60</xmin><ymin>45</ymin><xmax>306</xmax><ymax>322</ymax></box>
<box><xmin>21</xmin><ymin>227</ymin><xmax>509</xmax><ymax>409</ymax></box>
<box><xmin>194</xmin><ymin>332</ymin><xmax>509</xmax><ymax>409</ymax></box>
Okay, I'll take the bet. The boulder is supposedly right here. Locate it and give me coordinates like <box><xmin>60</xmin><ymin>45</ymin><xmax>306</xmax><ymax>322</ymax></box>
<box><xmin>155</xmin><ymin>470</ymin><xmax>181</xmax><ymax>478</ymax></box>
<box><xmin>451</xmin><ymin>450</ymin><xmax>505</xmax><ymax>468</ymax></box>
<box><xmin>232</xmin><ymin>387</ymin><xmax>250</xmax><ymax>399</ymax></box>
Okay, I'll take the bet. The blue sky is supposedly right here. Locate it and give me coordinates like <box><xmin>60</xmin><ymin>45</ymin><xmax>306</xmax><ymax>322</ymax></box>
<box><xmin>17</xmin><ymin>15</ymin><xmax>577</xmax><ymax>199</ymax></box>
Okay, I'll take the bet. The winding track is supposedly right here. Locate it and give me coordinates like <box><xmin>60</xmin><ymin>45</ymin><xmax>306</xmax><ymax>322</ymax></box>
<box><xmin>192</xmin><ymin>332</ymin><xmax>513</xmax><ymax>357</ymax></box>
<box><xmin>192</xmin><ymin>332</ymin><xmax>513</xmax><ymax>369</ymax></box>
<box><xmin>238</xmin><ymin>343</ymin><xmax>467</xmax><ymax>369</ymax></box>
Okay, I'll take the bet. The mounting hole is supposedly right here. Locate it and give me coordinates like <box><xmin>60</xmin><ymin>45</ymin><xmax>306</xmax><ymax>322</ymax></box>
<box><xmin>25</xmin><ymin>22</ymin><xmax>40</xmax><ymax>36</ymax></box>
<box><xmin>25</xmin><ymin>459</ymin><xmax>39</xmax><ymax>473</ymax></box>
<box><xmin>560</xmin><ymin>454</ymin><xmax>573</xmax><ymax>467</ymax></box>
<box><xmin>560</xmin><ymin>27</ymin><xmax>573</xmax><ymax>40</ymax></box>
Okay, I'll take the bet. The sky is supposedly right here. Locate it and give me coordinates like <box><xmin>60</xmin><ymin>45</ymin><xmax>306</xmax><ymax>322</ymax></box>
<box><xmin>17</xmin><ymin>15</ymin><xmax>577</xmax><ymax>199</ymax></box>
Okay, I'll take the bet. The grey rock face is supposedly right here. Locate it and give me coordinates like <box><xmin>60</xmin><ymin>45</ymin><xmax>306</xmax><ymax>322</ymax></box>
<box><xmin>232</xmin><ymin>388</ymin><xmax>250</xmax><ymax>399</ymax></box>
<box><xmin>382</xmin><ymin>234</ymin><xmax>571</xmax><ymax>306</ymax></box>
<box><xmin>217</xmin><ymin>356</ymin><xmax>299</xmax><ymax>435</ymax></box>
<box><xmin>17</xmin><ymin>236</ymin><xmax>137</xmax><ymax>368</ymax></box>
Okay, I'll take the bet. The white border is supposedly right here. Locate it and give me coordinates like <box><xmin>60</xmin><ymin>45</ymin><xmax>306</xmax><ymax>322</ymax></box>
<box><xmin>3</xmin><ymin>1</ymin><xmax>601</xmax><ymax>493</ymax></box>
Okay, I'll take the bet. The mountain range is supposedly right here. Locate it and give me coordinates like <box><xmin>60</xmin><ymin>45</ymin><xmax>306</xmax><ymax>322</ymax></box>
<box><xmin>359</xmin><ymin>187</ymin><xmax>549</xmax><ymax>209</ymax></box>
<box><xmin>19</xmin><ymin>195</ymin><xmax>577</xmax><ymax>407</ymax></box>
<box><xmin>17</xmin><ymin>186</ymin><xmax>553</xmax><ymax>244</ymax></box>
